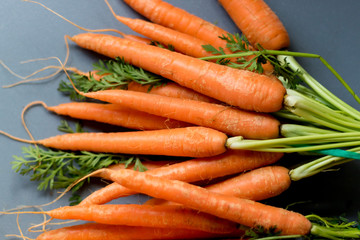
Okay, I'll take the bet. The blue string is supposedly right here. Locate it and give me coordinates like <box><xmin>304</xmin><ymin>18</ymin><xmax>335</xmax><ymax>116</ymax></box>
<box><xmin>313</xmin><ymin>148</ymin><xmax>360</xmax><ymax>160</ymax></box>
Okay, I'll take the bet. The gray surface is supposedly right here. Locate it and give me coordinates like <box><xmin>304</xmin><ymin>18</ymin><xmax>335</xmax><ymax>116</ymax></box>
<box><xmin>1</xmin><ymin>0</ymin><xmax>360</xmax><ymax>238</ymax></box>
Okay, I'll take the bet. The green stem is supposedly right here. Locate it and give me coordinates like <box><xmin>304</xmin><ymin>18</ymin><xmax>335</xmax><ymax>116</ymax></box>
<box><xmin>281</xmin><ymin>124</ymin><xmax>337</xmax><ymax>138</ymax></box>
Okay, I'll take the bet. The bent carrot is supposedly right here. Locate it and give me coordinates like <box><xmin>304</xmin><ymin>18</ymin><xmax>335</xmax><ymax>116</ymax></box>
<box><xmin>45</xmin><ymin>204</ymin><xmax>240</xmax><ymax>234</ymax></box>
<box><xmin>71</xmin><ymin>33</ymin><xmax>286</xmax><ymax>112</ymax></box>
<box><xmin>13</xmin><ymin>126</ymin><xmax>227</xmax><ymax>158</ymax></box>
<box><xmin>100</xmin><ymin>168</ymin><xmax>312</xmax><ymax>235</ymax></box>
<box><xmin>36</xmin><ymin>222</ymin><xmax>241</xmax><ymax>240</ymax></box>
<box><xmin>122</xmin><ymin>0</ymin><xmax>230</xmax><ymax>50</ymax></box>
<box><xmin>81</xmin><ymin>88</ymin><xmax>280</xmax><ymax>138</ymax></box>
<box><xmin>45</xmin><ymin>101</ymin><xmax>192</xmax><ymax>130</ymax></box>
<box><xmin>219</xmin><ymin>0</ymin><xmax>290</xmax><ymax>50</ymax></box>
<box><xmin>81</xmin><ymin>150</ymin><xmax>283</xmax><ymax>205</ymax></box>
<box><xmin>115</xmin><ymin>16</ymin><xmax>213</xmax><ymax>58</ymax></box>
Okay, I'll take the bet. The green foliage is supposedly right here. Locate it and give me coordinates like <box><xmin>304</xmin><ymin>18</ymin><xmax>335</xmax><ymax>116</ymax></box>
<box><xmin>58</xmin><ymin>57</ymin><xmax>167</xmax><ymax>101</ymax></box>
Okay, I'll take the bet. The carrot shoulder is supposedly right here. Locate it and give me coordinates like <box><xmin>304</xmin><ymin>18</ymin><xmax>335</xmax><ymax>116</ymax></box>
<box><xmin>71</xmin><ymin>33</ymin><xmax>286</xmax><ymax>112</ymax></box>
<box><xmin>219</xmin><ymin>0</ymin><xmax>290</xmax><ymax>50</ymax></box>
<box><xmin>102</xmin><ymin>168</ymin><xmax>312</xmax><ymax>235</ymax></box>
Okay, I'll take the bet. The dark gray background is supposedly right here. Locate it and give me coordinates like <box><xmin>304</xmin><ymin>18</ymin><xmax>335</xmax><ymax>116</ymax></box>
<box><xmin>1</xmin><ymin>0</ymin><xmax>360</xmax><ymax>238</ymax></box>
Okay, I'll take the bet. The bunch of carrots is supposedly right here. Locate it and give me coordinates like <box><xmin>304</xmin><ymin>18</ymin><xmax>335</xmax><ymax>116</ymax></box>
<box><xmin>2</xmin><ymin>0</ymin><xmax>360</xmax><ymax>239</ymax></box>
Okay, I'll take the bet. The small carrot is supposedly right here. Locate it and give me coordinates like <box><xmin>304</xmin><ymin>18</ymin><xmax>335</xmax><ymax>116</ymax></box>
<box><xmin>205</xmin><ymin>165</ymin><xmax>291</xmax><ymax>201</ymax></box>
<box><xmin>42</xmin><ymin>204</ymin><xmax>240</xmax><ymax>234</ymax></box>
<box><xmin>123</xmin><ymin>0</ymin><xmax>230</xmax><ymax>50</ymax></box>
<box><xmin>218</xmin><ymin>0</ymin><xmax>290</xmax><ymax>50</ymax></box>
<box><xmin>80</xmin><ymin>88</ymin><xmax>280</xmax><ymax>138</ymax></box>
<box><xmin>81</xmin><ymin>150</ymin><xmax>283</xmax><ymax>205</ymax></box>
<box><xmin>36</xmin><ymin>222</ymin><xmax>241</xmax><ymax>240</ymax></box>
<box><xmin>7</xmin><ymin>126</ymin><xmax>228</xmax><ymax>158</ymax></box>
<box><xmin>98</xmin><ymin>168</ymin><xmax>312</xmax><ymax>235</ymax></box>
<box><xmin>44</xmin><ymin>101</ymin><xmax>192</xmax><ymax>130</ymax></box>
<box><xmin>70</xmin><ymin>33</ymin><xmax>286</xmax><ymax>112</ymax></box>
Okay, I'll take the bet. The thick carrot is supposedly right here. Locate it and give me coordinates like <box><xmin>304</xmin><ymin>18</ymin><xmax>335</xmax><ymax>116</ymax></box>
<box><xmin>100</xmin><ymin>168</ymin><xmax>312</xmax><ymax>235</ymax></box>
<box><xmin>205</xmin><ymin>165</ymin><xmax>291</xmax><ymax>201</ymax></box>
<box><xmin>36</xmin><ymin>222</ymin><xmax>241</xmax><ymax>240</ymax></box>
<box><xmin>22</xmin><ymin>126</ymin><xmax>227</xmax><ymax>158</ymax></box>
<box><xmin>46</xmin><ymin>101</ymin><xmax>192</xmax><ymax>130</ymax></box>
<box><xmin>219</xmin><ymin>0</ymin><xmax>290</xmax><ymax>50</ymax></box>
<box><xmin>81</xmin><ymin>150</ymin><xmax>283</xmax><ymax>205</ymax></box>
<box><xmin>45</xmin><ymin>204</ymin><xmax>240</xmax><ymax>234</ymax></box>
<box><xmin>71</xmin><ymin>33</ymin><xmax>286</xmax><ymax>112</ymax></box>
<box><xmin>122</xmin><ymin>0</ymin><xmax>230</xmax><ymax>50</ymax></box>
<box><xmin>115</xmin><ymin>16</ymin><xmax>213</xmax><ymax>58</ymax></box>
<box><xmin>81</xmin><ymin>88</ymin><xmax>280</xmax><ymax>138</ymax></box>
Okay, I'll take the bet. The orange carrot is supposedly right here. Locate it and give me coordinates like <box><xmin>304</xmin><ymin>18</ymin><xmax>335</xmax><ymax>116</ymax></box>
<box><xmin>15</xmin><ymin>126</ymin><xmax>227</xmax><ymax>158</ymax></box>
<box><xmin>71</xmin><ymin>33</ymin><xmax>286</xmax><ymax>112</ymax></box>
<box><xmin>115</xmin><ymin>16</ymin><xmax>213</xmax><ymax>58</ymax></box>
<box><xmin>36</xmin><ymin>222</ymin><xmax>241</xmax><ymax>240</ymax></box>
<box><xmin>45</xmin><ymin>101</ymin><xmax>192</xmax><ymax>130</ymax></box>
<box><xmin>219</xmin><ymin>0</ymin><xmax>290</xmax><ymax>50</ymax></box>
<box><xmin>81</xmin><ymin>88</ymin><xmax>280</xmax><ymax>138</ymax></box>
<box><xmin>122</xmin><ymin>0</ymin><xmax>230</xmax><ymax>50</ymax></box>
<box><xmin>81</xmin><ymin>150</ymin><xmax>283</xmax><ymax>205</ymax></box>
<box><xmin>100</xmin><ymin>168</ymin><xmax>312</xmax><ymax>235</ymax></box>
<box><xmin>205</xmin><ymin>165</ymin><xmax>291</xmax><ymax>201</ymax></box>
<box><xmin>45</xmin><ymin>204</ymin><xmax>240</xmax><ymax>234</ymax></box>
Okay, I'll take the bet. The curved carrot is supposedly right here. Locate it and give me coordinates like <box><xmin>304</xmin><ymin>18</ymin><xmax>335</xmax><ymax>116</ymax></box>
<box><xmin>101</xmin><ymin>168</ymin><xmax>312</xmax><ymax>235</ymax></box>
<box><xmin>71</xmin><ymin>33</ymin><xmax>285</xmax><ymax>112</ymax></box>
<box><xmin>18</xmin><ymin>126</ymin><xmax>227</xmax><ymax>158</ymax></box>
<box><xmin>219</xmin><ymin>0</ymin><xmax>290</xmax><ymax>50</ymax></box>
<box><xmin>36</xmin><ymin>222</ymin><xmax>241</xmax><ymax>240</ymax></box>
<box><xmin>123</xmin><ymin>0</ymin><xmax>229</xmax><ymax>50</ymax></box>
<box><xmin>81</xmin><ymin>88</ymin><xmax>280</xmax><ymax>138</ymax></box>
<box><xmin>46</xmin><ymin>101</ymin><xmax>192</xmax><ymax>130</ymax></box>
<box><xmin>46</xmin><ymin>204</ymin><xmax>240</xmax><ymax>234</ymax></box>
<box><xmin>80</xmin><ymin>150</ymin><xmax>283</xmax><ymax>205</ymax></box>
<box><xmin>115</xmin><ymin>16</ymin><xmax>213</xmax><ymax>58</ymax></box>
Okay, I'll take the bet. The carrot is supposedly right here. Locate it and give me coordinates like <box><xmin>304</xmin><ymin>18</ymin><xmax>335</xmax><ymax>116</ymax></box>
<box><xmin>45</xmin><ymin>101</ymin><xmax>192</xmax><ymax>130</ymax></box>
<box><xmin>43</xmin><ymin>204</ymin><xmax>240</xmax><ymax>234</ymax></box>
<box><xmin>80</xmin><ymin>88</ymin><xmax>280</xmax><ymax>138</ymax></box>
<box><xmin>205</xmin><ymin>165</ymin><xmax>291</xmax><ymax>201</ymax></box>
<box><xmin>122</xmin><ymin>0</ymin><xmax>230</xmax><ymax>50</ymax></box>
<box><xmin>70</xmin><ymin>33</ymin><xmax>286</xmax><ymax>112</ymax></box>
<box><xmin>99</xmin><ymin>168</ymin><xmax>312</xmax><ymax>235</ymax></box>
<box><xmin>146</xmin><ymin>165</ymin><xmax>291</xmax><ymax>206</ymax></box>
<box><xmin>10</xmin><ymin>126</ymin><xmax>227</xmax><ymax>158</ymax></box>
<box><xmin>218</xmin><ymin>0</ymin><xmax>290</xmax><ymax>50</ymax></box>
<box><xmin>115</xmin><ymin>16</ymin><xmax>214</xmax><ymax>58</ymax></box>
<box><xmin>81</xmin><ymin>150</ymin><xmax>283</xmax><ymax>205</ymax></box>
<box><xmin>36</xmin><ymin>222</ymin><xmax>241</xmax><ymax>240</ymax></box>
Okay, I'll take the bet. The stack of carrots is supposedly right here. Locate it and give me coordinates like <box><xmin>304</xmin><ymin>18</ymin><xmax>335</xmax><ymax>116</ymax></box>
<box><xmin>4</xmin><ymin>0</ymin><xmax>359</xmax><ymax>239</ymax></box>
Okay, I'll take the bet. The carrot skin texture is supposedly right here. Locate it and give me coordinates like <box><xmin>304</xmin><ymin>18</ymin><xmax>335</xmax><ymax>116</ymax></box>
<box><xmin>83</xmin><ymin>89</ymin><xmax>280</xmax><ymax>138</ymax></box>
<box><xmin>48</xmin><ymin>204</ymin><xmax>240</xmax><ymax>234</ymax></box>
<box><xmin>102</xmin><ymin>169</ymin><xmax>312</xmax><ymax>235</ymax></box>
<box><xmin>37</xmin><ymin>126</ymin><xmax>227</xmax><ymax>157</ymax></box>
<box><xmin>36</xmin><ymin>222</ymin><xmax>241</xmax><ymax>240</ymax></box>
<box><xmin>80</xmin><ymin>150</ymin><xmax>283</xmax><ymax>205</ymax></box>
<box><xmin>116</xmin><ymin>16</ymin><xmax>213</xmax><ymax>58</ymax></box>
<box><xmin>71</xmin><ymin>33</ymin><xmax>286</xmax><ymax>112</ymax></box>
<box><xmin>219</xmin><ymin>0</ymin><xmax>290</xmax><ymax>50</ymax></box>
<box><xmin>205</xmin><ymin>165</ymin><xmax>291</xmax><ymax>201</ymax></box>
<box><xmin>47</xmin><ymin>102</ymin><xmax>191</xmax><ymax>130</ymax></box>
